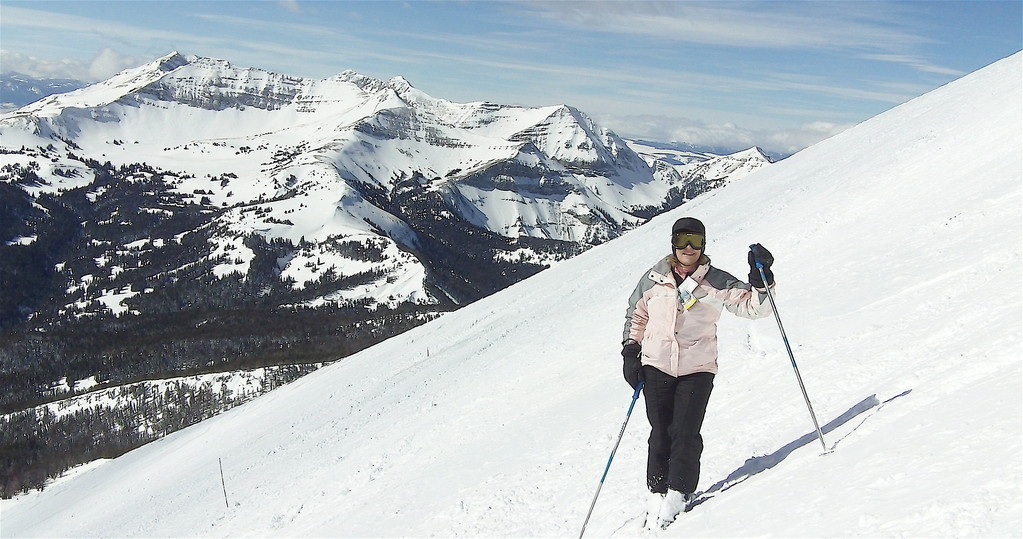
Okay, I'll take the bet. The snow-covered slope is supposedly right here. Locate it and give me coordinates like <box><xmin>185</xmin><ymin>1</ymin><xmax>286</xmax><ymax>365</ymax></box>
<box><xmin>3</xmin><ymin>52</ymin><xmax>1020</xmax><ymax>537</ymax></box>
<box><xmin>0</xmin><ymin>72</ymin><xmax>85</xmax><ymax>111</ymax></box>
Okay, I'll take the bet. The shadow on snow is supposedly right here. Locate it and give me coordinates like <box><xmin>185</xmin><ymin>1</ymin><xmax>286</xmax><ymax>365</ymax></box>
<box><xmin>691</xmin><ymin>389</ymin><xmax>912</xmax><ymax>509</ymax></box>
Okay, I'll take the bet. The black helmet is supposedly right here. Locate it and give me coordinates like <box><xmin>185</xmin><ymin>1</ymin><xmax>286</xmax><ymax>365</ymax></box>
<box><xmin>672</xmin><ymin>217</ymin><xmax>705</xmax><ymax>236</ymax></box>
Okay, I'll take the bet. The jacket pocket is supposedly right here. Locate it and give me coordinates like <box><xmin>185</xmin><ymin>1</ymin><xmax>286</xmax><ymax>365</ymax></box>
<box><xmin>644</xmin><ymin>293</ymin><xmax>676</xmax><ymax>334</ymax></box>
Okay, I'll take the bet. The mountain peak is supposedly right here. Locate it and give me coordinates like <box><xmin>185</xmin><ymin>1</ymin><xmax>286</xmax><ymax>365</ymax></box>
<box><xmin>152</xmin><ymin>51</ymin><xmax>191</xmax><ymax>73</ymax></box>
<box><xmin>388</xmin><ymin>75</ymin><xmax>414</xmax><ymax>93</ymax></box>
<box><xmin>334</xmin><ymin>70</ymin><xmax>391</xmax><ymax>94</ymax></box>
<box><xmin>734</xmin><ymin>146</ymin><xmax>774</xmax><ymax>163</ymax></box>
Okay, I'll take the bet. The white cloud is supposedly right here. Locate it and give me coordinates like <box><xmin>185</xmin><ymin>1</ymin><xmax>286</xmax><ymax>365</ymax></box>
<box><xmin>860</xmin><ymin>53</ymin><xmax>966</xmax><ymax>76</ymax></box>
<box><xmin>0</xmin><ymin>50</ymin><xmax>86</xmax><ymax>80</ymax></box>
<box><xmin>596</xmin><ymin>112</ymin><xmax>852</xmax><ymax>157</ymax></box>
<box><xmin>760</xmin><ymin>121</ymin><xmax>853</xmax><ymax>156</ymax></box>
<box><xmin>88</xmin><ymin>48</ymin><xmax>149</xmax><ymax>80</ymax></box>
<box><xmin>278</xmin><ymin>0</ymin><xmax>301</xmax><ymax>13</ymax></box>
<box><xmin>1</xmin><ymin>48</ymin><xmax>145</xmax><ymax>81</ymax></box>
<box><xmin>517</xmin><ymin>0</ymin><xmax>928</xmax><ymax>51</ymax></box>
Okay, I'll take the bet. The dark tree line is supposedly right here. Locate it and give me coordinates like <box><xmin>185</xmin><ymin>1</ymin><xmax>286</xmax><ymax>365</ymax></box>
<box><xmin>0</xmin><ymin>304</ymin><xmax>443</xmax><ymax>414</ymax></box>
<box><xmin>0</xmin><ymin>363</ymin><xmax>322</xmax><ymax>498</ymax></box>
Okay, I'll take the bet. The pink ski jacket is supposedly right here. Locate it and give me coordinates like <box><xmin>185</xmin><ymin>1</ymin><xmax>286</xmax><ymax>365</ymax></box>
<box><xmin>623</xmin><ymin>255</ymin><xmax>774</xmax><ymax>377</ymax></box>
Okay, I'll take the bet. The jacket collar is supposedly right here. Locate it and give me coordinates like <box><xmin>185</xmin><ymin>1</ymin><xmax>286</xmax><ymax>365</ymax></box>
<box><xmin>650</xmin><ymin>255</ymin><xmax>711</xmax><ymax>285</ymax></box>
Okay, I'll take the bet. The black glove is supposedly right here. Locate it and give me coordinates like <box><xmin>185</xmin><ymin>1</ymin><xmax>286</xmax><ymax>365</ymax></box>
<box><xmin>748</xmin><ymin>244</ymin><xmax>774</xmax><ymax>288</ymax></box>
<box><xmin>622</xmin><ymin>340</ymin><xmax>643</xmax><ymax>389</ymax></box>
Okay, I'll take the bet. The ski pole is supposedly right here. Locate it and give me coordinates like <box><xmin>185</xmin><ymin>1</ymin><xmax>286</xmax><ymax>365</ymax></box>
<box><xmin>750</xmin><ymin>246</ymin><xmax>828</xmax><ymax>453</ymax></box>
<box><xmin>579</xmin><ymin>381</ymin><xmax>644</xmax><ymax>539</ymax></box>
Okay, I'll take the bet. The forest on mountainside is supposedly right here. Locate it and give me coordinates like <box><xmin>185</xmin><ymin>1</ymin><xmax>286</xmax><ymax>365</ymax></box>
<box><xmin>0</xmin><ymin>154</ymin><xmax>577</xmax><ymax>497</ymax></box>
<box><xmin>0</xmin><ymin>155</ymin><xmax>453</xmax><ymax>410</ymax></box>
<box><xmin>0</xmin><ymin>363</ymin><xmax>322</xmax><ymax>498</ymax></box>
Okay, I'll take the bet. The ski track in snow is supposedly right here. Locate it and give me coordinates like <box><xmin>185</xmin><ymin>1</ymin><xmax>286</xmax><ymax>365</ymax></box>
<box><xmin>2</xmin><ymin>53</ymin><xmax>1021</xmax><ymax>538</ymax></box>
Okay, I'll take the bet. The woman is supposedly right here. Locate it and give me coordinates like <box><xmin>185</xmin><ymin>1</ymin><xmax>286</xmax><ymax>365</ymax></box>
<box><xmin>621</xmin><ymin>216</ymin><xmax>775</xmax><ymax>530</ymax></box>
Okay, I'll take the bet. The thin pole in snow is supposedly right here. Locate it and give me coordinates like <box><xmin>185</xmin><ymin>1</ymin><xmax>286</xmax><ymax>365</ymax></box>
<box><xmin>579</xmin><ymin>381</ymin><xmax>644</xmax><ymax>538</ymax></box>
<box><xmin>751</xmin><ymin>246</ymin><xmax>828</xmax><ymax>454</ymax></box>
<box><xmin>219</xmin><ymin>457</ymin><xmax>230</xmax><ymax>508</ymax></box>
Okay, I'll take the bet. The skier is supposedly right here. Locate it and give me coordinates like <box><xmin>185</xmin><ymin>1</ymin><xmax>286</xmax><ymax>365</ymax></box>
<box><xmin>621</xmin><ymin>217</ymin><xmax>775</xmax><ymax>530</ymax></box>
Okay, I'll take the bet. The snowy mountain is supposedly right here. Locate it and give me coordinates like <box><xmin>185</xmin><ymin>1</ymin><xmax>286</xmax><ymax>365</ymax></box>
<box><xmin>626</xmin><ymin>140</ymin><xmax>775</xmax><ymax>218</ymax></box>
<box><xmin>627</xmin><ymin>138</ymin><xmax>744</xmax><ymax>165</ymax></box>
<box><xmin>0</xmin><ymin>52</ymin><xmax>769</xmax><ymax>319</ymax></box>
<box><xmin>3</xmin><ymin>52</ymin><xmax>1018</xmax><ymax>538</ymax></box>
<box><xmin>0</xmin><ymin>72</ymin><xmax>85</xmax><ymax>111</ymax></box>
<box><xmin>627</xmin><ymin>138</ymin><xmax>788</xmax><ymax>165</ymax></box>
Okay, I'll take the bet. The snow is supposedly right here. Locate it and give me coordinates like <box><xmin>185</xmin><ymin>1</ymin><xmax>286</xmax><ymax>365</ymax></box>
<box><xmin>2</xmin><ymin>52</ymin><xmax>1021</xmax><ymax>537</ymax></box>
<box><xmin>4</xmin><ymin>235</ymin><xmax>36</xmax><ymax>246</ymax></box>
<box><xmin>71</xmin><ymin>376</ymin><xmax>99</xmax><ymax>393</ymax></box>
<box><xmin>93</xmin><ymin>285</ymin><xmax>139</xmax><ymax>315</ymax></box>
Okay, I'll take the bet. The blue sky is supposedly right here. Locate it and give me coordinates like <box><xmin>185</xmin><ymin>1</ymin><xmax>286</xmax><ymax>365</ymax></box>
<box><xmin>1</xmin><ymin>1</ymin><xmax>1020</xmax><ymax>155</ymax></box>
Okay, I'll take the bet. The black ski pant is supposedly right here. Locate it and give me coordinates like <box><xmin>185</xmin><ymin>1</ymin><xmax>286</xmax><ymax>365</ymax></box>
<box><xmin>642</xmin><ymin>366</ymin><xmax>714</xmax><ymax>495</ymax></box>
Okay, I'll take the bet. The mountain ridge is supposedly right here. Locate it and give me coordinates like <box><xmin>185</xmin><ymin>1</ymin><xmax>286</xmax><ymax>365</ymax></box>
<box><xmin>1</xmin><ymin>52</ymin><xmax>771</xmax><ymax>319</ymax></box>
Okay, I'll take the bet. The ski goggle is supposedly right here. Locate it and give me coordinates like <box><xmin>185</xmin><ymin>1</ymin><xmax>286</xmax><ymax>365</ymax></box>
<box><xmin>672</xmin><ymin>232</ymin><xmax>706</xmax><ymax>250</ymax></box>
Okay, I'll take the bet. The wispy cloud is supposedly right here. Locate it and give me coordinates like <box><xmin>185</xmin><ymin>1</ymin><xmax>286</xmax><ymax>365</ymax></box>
<box><xmin>0</xmin><ymin>6</ymin><xmax>214</xmax><ymax>79</ymax></box>
<box><xmin>516</xmin><ymin>0</ymin><xmax>930</xmax><ymax>51</ymax></box>
<box><xmin>278</xmin><ymin>0</ymin><xmax>301</xmax><ymax>14</ymax></box>
<box><xmin>752</xmin><ymin>72</ymin><xmax>925</xmax><ymax>104</ymax></box>
<box><xmin>0</xmin><ymin>5</ymin><xmax>366</xmax><ymax>80</ymax></box>
<box><xmin>0</xmin><ymin>48</ymin><xmax>147</xmax><ymax>81</ymax></box>
<box><xmin>188</xmin><ymin>12</ymin><xmax>339</xmax><ymax>39</ymax></box>
<box><xmin>860</xmin><ymin>54</ymin><xmax>965</xmax><ymax>76</ymax></box>
<box><xmin>598</xmin><ymin>110</ymin><xmax>853</xmax><ymax>156</ymax></box>
<box><xmin>1</xmin><ymin>6</ymin><xmax>195</xmax><ymax>47</ymax></box>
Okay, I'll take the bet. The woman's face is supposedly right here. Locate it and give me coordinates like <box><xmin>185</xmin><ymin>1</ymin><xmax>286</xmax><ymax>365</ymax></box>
<box><xmin>675</xmin><ymin>246</ymin><xmax>702</xmax><ymax>268</ymax></box>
